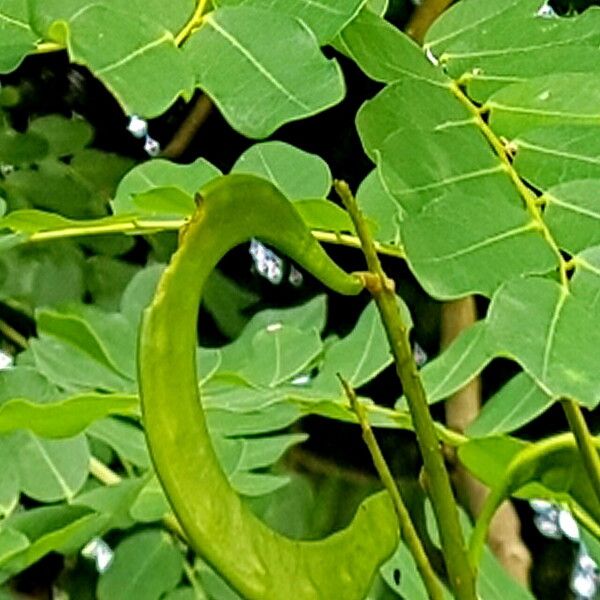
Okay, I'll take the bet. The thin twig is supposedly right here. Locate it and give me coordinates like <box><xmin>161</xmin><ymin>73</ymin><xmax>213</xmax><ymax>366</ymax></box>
<box><xmin>335</xmin><ymin>180</ymin><xmax>477</xmax><ymax>600</ymax></box>
<box><xmin>442</xmin><ymin>299</ymin><xmax>531</xmax><ymax>585</ymax></box>
<box><xmin>175</xmin><ymin>0</ymin><xmax>208</xmax><ymax>46</ymax></box>
<box><xmin>89</xmin><ymin>456</ymin><xmax>123</xmax><ymax>486</ymax></box>
<box><xmin>406</xmin><ymin>0</ymin><xmax>455</xmax><ymax>44</ymax></box>
<box><xmin>0</xmin><ymin>318</ymin><xmax>28</xmax><ymax>349</ymax></box>
<box><xmin>312</xmin><ymin>230</ymin><xmax>405</xmax><ymax>258</ymax></box>
<box><xmin>339</xmin><ymin>375</ymin><xmax>445</xmax><ymax>600</ymax></box>
<box><xmin>161</xmin><ymin>95</ymin><xmax>213</xmax><ymax>159</ymax></box>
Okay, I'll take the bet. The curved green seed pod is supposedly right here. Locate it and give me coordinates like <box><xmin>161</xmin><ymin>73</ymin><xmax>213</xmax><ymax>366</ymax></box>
<box><xmin>139</xmin><ymin>174</ymin><xmax>398</xmax><ymax>600</ymax></box>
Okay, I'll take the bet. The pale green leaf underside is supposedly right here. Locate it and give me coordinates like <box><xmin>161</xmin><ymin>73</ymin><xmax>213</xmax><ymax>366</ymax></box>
<box><xmin>0</xmin><ymin>444</ymin><xmax>19</xmax><ymax>517</ymax></box>
<box><xmin>87</xmin><ymin>418</ymin><xmax>150</xmax><ymax>469</ymax></box>
<box><xmin>13</xmin><ymin>432</ymin><xmax>90</xmax><ymax>502</ymax></box>
<box><xmin>184</xmin><ymin>7</ymin><xmax>345</xmax><ymax>138</ymax></box>
<box><xmin>0</xmin><ymin>505</ymin><xmax>105</xmax><ymax>581</ymax></box>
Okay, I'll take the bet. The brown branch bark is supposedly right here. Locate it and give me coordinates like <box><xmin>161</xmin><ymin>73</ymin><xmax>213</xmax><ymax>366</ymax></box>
<box><xmin>406</xmin><ymin>0</ymin><xmax>454</xmax><ymax>44</ymax></box>
<box><xmin>441</xmin><ymin>298</ymin><xmax>532</xmax><ymax>586</ymax></box>
<box><xmin>406</xmin><ymin>0</ymin><xmax>455</xmax><ymax>44</ymax></box>
<box><xmin>161</xmin><ymin>94</ymin><xmax>213</xmax><ymax>160</ymax></box>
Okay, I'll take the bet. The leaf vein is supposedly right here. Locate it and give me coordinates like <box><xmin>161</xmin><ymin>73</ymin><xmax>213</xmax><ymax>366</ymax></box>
<box><xmin>206</xmin><ymin>16</ymin><xmax>311</xmax><ymax>111</ymax></box>
<box><xmin>96</xmin><ymin>33</ymin><xmax>173</xmax><ymax>75</ymax></box>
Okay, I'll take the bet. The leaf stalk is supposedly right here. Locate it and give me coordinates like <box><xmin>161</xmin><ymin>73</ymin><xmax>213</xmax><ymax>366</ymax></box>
<box><xmin>336</xmin><ymin>180</ymin><xmax>477</xmax><ymax>600</ymax></box>
<box><xmin>339</xmin><ymin>375</ymin><xmax>445</xmax><ymax>600</ymax></box>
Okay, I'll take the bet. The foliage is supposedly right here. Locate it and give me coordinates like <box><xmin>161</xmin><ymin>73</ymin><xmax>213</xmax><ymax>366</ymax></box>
<box><xmin>0</xmin><ymin>0</ymin><xmax>599</xmax><ymax>598</ymax></box>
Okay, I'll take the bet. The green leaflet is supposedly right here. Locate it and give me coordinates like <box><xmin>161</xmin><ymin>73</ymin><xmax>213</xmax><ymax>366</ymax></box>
<box><xmin>0</xmin><ymin>505</ymin><xmax>106</xmax><ymax>582</ymax></box>
<box><xmin>0</xmin><ymin>0</ymin><xmax>37</xmax><ymax>73</ymax></box>
<box><xmin>0</xmin><ymin>368</ymin><xmax>92</xmax><ymax>504</ymax></box>
<box><xmin>514</xmin><ymin>126</ymin><xmax>600</xmax><ymax>189</ymax></box>
<box><xmin>112</xmin><ymin>158</ymin><xmax>222</xmax><ymax>216</ymax></box>
<box><xmin>231</xmin><ymin>141</ymin><xmax>332</xmax><ymax>199</ymax></box>
<box><xmin>30</xmin><ymin>1</ymin><xmax>194</xmax><ymax>118</ymax></box>
<box><xmin>425</xmin><ymin>0</ymin><xmax>600</xmax><ymax>102</ymax></box>
<box><xmin>542</xmin><ymin>180</ymin><xmax>600</xmax><ymax>253</ymax></box>
<box><xmin>29</xmin><ymin>0</ymin><xmax>195</xmax><ymax>37</ymax></box>
<box><xmin>97</xmin><ymin>530</ymin><xmax>184</xmax><ymax>600</ymax></box>
<box><xmin>486</xmin><ymin>277</ymin><xmax>600</xmax><ymax>409</ymax></box>
<box><xmin>419</xmin><ymin>321</ymin><xmax>492</xmax><ymax>405</ymax></box>
<box><xmin>400</xmin><ymin>192</ymin><xmax>556</xmax><ymax>299</ymax></box>
<box><xmin>184</xmin><ymin>7</ymin><xmax>345</xmax><ymax>138</ymax></box>
<box><xmin>139</xmin><ymin>174</ymin><xmax>398</xmax><ymax>600</ymax></box>
<box><xmin>313</xmin><ymin>300</ymin><xmax>396</xmax><ymax>394</ymax></box>
<box><xmin>356</xmin><ymin>169</ymin><xmax>400</xmax><ymax>245</ymax></box>
<box><xmin>467</xmin><ymin>372</ymin><xmax>554</xmax><ymax>438</ymax></box>
<box><xmin>487</xmin><ymin>73</ymin><xmax>600</xmax><ymax>140</ymax></box>
<box><xmin>213</xmin><ymin>0</ymin><xmax>365</xmax><ymax>45</ymax></box>
<box><xmin>336</xmin><ymin>8</ymin><xmax>447</xmax><ymax>85</ymax></box>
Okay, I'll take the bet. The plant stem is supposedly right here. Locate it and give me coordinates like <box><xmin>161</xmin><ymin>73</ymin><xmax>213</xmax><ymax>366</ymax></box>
<box><xmin>34</xmin><ymin>41</ymin><xmax>64</xmax><ymax>54</ymax></box>
<box><xmin>339</xmin><ymin>375</ymin><xmax>445</xmax><ymax>600</ymax></box>
<box><xmin>175</xmin><ymin>0</ymin><xmax>208</xmax><ymax>46</ymax></box>
<box><xmin>162</xmin><ymin>94</ymin><xmax>213</xmax><ymax>159</ymax></box>
<box><xmin>561</xmin><ymin>399</ymin><xmax>600</xmax><ymax>503</ymax></box>
<box><xmin>336</xmin><ymin>180</ymin><xmax>477</xmax><ymax>600</ymax></box>
<box><xmin>450</xmin><ymin>82</ymin><xmax>568</xmax><ymax>288</ymax></box>
<box><xmin>312</xmin><ymin>230</ymin><xmax>405</xmax><ymax>258</ymax></box>
<box><xmin>183</xmin><ymin>561</ymin><xmax>209</xmax><ymax>600</ymax></box>
<box><xmin>0</xmin><ymin>318</ymin><xmax>28</xmax><ymax>349</ymax></box>
<box><xmin>406</xmin><ymin>0</ymin><xmax>454</xmax><ymax>44</ymax></box>
<box><xmin>89</xmin><ymin>457</ymin><xmax>122</xmax><ymax>486</ymax></box>
<box><xmin>18</xmin><ymin>218</ymin><xmax>404</xmax><ymax>258</ymax></box>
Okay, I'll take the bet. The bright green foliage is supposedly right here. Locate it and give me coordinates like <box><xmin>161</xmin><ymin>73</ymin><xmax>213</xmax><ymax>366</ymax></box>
<box><xmin>232</xmin><ymin>141</ymin><xmax>332</xmax><ymax>199</ymax></box>
<box><xmin>97</xmin><ymin>530</ymin><xmax>184</xmax><ymax>600</ymax></box>
<box><xmin>112</xmin><ymin>157</ymin><xmax>221</xmax><ymax>215</ymax></box>
<box><xmin>2</xmin><ymin>0</ymin><xmax>363</xmax><ymax>136</ymax></box>
<box><xmin>0</xmin><ymin>1</ymin><xmax>37</xmax><ymax>72</ymax></box>
<box><xmin>468</xmin><ymin>373</ymin><xmax>553</xmax><ymax>437</ymax></box>
<box><xmin>2</xmin><ymin>1</ymin><xmax>600</xmax><ymax>598</ymax></box>
<box><xmin>184</xmin><ymin>7</ymin><xmax>344</xmax><ymax>137</ymax></box>
<box><xmin>459</xmin><ymin>434</ymin><xmax>600</xmax><ymax>539</ymax></box>
<box><xmin>214</xmin><ymin>0</ymin><xmax>364</xmax><ymax>45</ymax></box>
